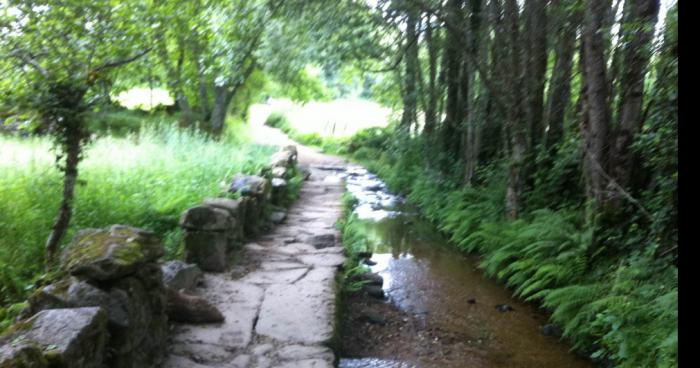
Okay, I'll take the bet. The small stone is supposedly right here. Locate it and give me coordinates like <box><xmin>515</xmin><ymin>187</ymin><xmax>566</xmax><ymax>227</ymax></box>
<box><xmin>542</xmin><ymin>324</ymin><xmax>563</xmax><ymax>337</ymax></box>
<box><xmin>467</xmin><ymin>298</ymin><xmax>476</xmax><ymax>304</ymax></box>
<box><xmin>362</xmin><ymin>259</ymin><xmax>378</xmax><ymax>266</ymax></box>
<box><xmin>363</xmin><ymin>285</ymin><xmax>385</xmax><ymax>299</ymax></box>
<box><xmin>161</xmin><ymin>260</ymin><xmax>203</xmax><ymax>292</ymax></box>
<box><xmin>270</xmin><ymin>211</ymin><xmax>287</xmax><ymax>224</ymax></box>
<box><xmin>305</xmin><ymin>232</ymin><xmax>337</xmax><ymax>249</ymax></box>
<box><xmin>495</xmin><ymin>304</ymin><xmax>514</xmax><ymax>312</ymax></box>
<box><xmin>165</xmin><ymin>287</ymin><xmax>224</xmax><ymax>323</ymax></box>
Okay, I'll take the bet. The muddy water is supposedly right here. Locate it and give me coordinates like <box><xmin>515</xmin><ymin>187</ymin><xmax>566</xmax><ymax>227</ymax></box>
<box><xmin>337</xmin><ymin>166</ymin><xmax>594</xmax><ymax>368</ymax></box>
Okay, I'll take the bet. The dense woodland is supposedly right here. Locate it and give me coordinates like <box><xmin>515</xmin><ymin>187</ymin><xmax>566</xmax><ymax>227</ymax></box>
<box><xmin>1</xmin><ymin>0</ymin><xmax>677</xmax><ymax>367</ymax></box>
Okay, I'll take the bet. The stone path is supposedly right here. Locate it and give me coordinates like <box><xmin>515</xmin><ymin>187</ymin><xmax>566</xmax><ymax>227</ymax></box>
<box><xmin>165</xmin><ymin>125</ymin><xmax>349</xmax><ymax>368</ymax></box>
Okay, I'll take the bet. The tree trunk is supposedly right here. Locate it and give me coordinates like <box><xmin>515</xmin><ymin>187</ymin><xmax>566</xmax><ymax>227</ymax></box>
<box><xmin>524</xmin><ymin>0</ymin><xmax>548</xmax><ymax>150</ymax></box>
<box><xmin>400</xmin><ymin>5</ymin><xmax>419</xmax><ymax>133</ymax></box>
<box><xmin>544</xmin><ymin>2</ymin><xmax>581</xmax><ymax>152</ymax></box>
<box><xmin>610</xmin><ymin>0</ymin><xmax>660</xmax><ymax>194</ymax></box>
<box><xmin>441</xmin><ymin>0</ymin><xmax>465</xmax><ymax>166</ymax></box>
<box><xmin>209</xmin><ymin>85</ymin><xmax>233</xmax><ymax>136</ymax></box>
<box><xmin>424</xmin><ymin>14</ymin><xmax>439</xmax><ymax>136</ymax></box>
<box><xmin>45</xmin><ymin>132</ymin><xmax>81</xmax><ymax>264</ymax></box>
<box><xmin>582</xmin><ymin>0</ymin><xmax>612</xmax><ymax>207</ymax></box>
<box><xmin>44</xmin><ymin>83</ymin><xmax>88</xmax><ymax>265</ymax></box>
<box><xmin>463</xmin><ymin>0</ymin><xmax>484</xmax><ymax>185</ymax></box>
<box><xmin>503</xmin><ymin>0</ymin><xmax>528</xmax><ymax>219</ymax></box>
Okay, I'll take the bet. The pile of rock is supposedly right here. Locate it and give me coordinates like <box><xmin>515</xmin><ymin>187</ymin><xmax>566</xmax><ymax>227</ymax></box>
<box><xmin>1</xmin><ymin>225</ymin><xmax>168</xmax><ymax>368</ymax></box>
<box><xmin>180</xmin><ymin>145</ymin><xmax>299</xmax><ymax>273</ymax></box>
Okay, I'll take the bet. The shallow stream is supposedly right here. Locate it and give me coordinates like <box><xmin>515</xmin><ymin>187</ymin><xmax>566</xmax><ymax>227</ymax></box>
<box><xmin>332</xmin><ymin>166</ymin><xmax>594</xmax><ymax>368</ymax></box>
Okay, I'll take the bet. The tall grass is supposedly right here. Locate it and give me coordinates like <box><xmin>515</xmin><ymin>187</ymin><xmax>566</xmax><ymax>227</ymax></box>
<box><xmin>0</xmin><ymin>124</ymin><xmax>275</xmax><ymax>308</ymax></box>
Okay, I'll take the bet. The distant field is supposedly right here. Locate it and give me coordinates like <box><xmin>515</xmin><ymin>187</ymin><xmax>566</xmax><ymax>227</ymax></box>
<box><xmin>249</xmin><ymin>98</ymin><xmax>393</xmax><ymax>138</ymax></box>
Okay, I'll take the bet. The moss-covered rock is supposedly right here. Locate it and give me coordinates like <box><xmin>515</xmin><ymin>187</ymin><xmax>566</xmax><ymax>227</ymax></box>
<box><xmin>60</xmin><ymin>225</ymin><xmax>164</xmax><ymax>282</ymax></box>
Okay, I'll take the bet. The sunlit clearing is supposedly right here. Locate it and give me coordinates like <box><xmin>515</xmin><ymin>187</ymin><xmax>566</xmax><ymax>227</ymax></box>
<box><xmin>249</xmin><ymin>98</ymin><xmax>391</xmax><ymax>138</ymax></box>
<box><xmin>115</xmin><ymin>87</ymin><xmax>174</xmax><ymax>110</ymax></box>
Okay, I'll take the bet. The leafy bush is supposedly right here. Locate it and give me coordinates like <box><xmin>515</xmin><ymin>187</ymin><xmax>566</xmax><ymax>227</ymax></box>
<box><xmin>264</xmin><ymin>111</ymin><xmax>292</xmax><ymax>131</ymax></box>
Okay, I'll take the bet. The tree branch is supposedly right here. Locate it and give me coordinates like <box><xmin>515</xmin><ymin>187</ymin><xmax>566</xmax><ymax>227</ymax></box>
<box><xmin>7</xmin><ymin>49</ymin><xmax>50</xmax><ymax>78</ymax></box>
<box><xmin>91</xmin><ymin>48</ymin><xmax>152</xmax><ymax>75</ymax></box>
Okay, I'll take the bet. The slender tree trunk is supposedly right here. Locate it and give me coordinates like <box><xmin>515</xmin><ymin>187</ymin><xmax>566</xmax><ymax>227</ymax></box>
<box><xmin>463</xmin><ymin>0</ymin><xmax>484</xmax><ymax>185</ymax></box>
<box><xmin>544</xmin><ymin>3</ymin><xmax>581</xmax><ymax>152</ymax></box>
<box><xmin>401</xmin><ymin>5</ymin><xmax>419</xmax><ymax>133</ymax></box>
<box><xmin>209</xmin><ymin>85</ymin><xmax>233</xmax><ymax>136</ymax></box>
<box><xmin>441</xmin><ymin>0</ymin><xmax>464</xmax><ymax>166</ymax></box>
<box><xmin>610</xmin><ymin>0</ymin><xmax>660</xmax><ymax>194</ymax></box>
<box><xmin>524</xmin><ymin>0</ymin><xmax>548</xmax><ymax>149</ymax></box>
<box><xmin>582</xmin><ymin>0</ymin><xmax>612</xmax><ymax>207</ymax></box>
<box><xmin>44</xmin><ymin>84</ymin><xmax>88</xmax><ymax>265</ymax></box>
<box><xmin>424</xmin><ymin>14</ymin><xmax>439</xmax><ymax>136</ymax></box>
<box><xmin>503</xmin><ymin>0</ymin><xmax>528</xmax><ymax>219</ymax></box>
<box><xmin>209</xmin><ymin>60</ymin><xmax>257</xmax><ymax>136</ymax></box>
<box><xmin>45</xmin><ymin>132</ymin><xmax>81</xmax><ymax>264</ymax></box>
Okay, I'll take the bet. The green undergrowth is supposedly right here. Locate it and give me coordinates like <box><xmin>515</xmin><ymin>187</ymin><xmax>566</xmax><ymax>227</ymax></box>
<box><xmin>0</xmin><ymin>122</ymin><xmax>276</xmax><ymax>320</ymax></box>
<box><xmin>331</xmin><ymin>131</ymin><xmax>676</xmax><ymax>368</ymax></box>
<box><xmin>336</xmin><ymin>192</ymin><xmax>374</xmax><ymax>294</ymax></box>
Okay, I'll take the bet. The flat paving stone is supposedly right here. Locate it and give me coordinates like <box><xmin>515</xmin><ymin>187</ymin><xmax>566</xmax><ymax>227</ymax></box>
<box><xmin>255</xmin><ymin>281</ymin><xmax>335</xmax><ymax>344</ymax></box>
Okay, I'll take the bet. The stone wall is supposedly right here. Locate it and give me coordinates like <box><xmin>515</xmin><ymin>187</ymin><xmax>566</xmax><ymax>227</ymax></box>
<box><xmin>1</xmin><ymin>225</ymin><xmax>168</xmax><ymax>367</ymax></box>
<box><xmin>0</xmin><ymin>145</ymin><xmax>300</xmax><ymax>367</ymax></box>
<box><xmin>181</xmin><ymin>145</ymin><xmax>299</xmax><ymax>273</ymax></box>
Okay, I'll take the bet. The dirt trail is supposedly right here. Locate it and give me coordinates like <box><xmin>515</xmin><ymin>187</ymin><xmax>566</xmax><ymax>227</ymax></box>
<box><xmin>164</xmin><ymin>124</ymin><xmax>350</xmax><ymax>367</ymax></box>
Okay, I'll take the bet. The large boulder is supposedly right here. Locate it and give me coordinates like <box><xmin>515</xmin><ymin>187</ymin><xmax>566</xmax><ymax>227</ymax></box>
<box><xmin>161</xmin><ymin>260</ymin><xmax>202</xmax><ymax>292</ymax></box>
<box><xmin>228</xmin><ymin>174</ymin><xmax>271</xmax><ymax>201</ymax></box>
<box><xmin>60</xmin><ymin>225</ymin><xmax>163</xmax><ymax>282</ymax></box>
<box><xmin>184</xmin><ymin>231</ymin><xmax>228</xmax><ymax>272</ymax></box>
<box><xmin>179</xmin><ymin>206</ymin><xmax>235</xmax><ymax>232</ymax></box>
<box><xmin>0</xmin><ymin>307</ymin><xmax>108</xmax><ymax>368</ymax></box>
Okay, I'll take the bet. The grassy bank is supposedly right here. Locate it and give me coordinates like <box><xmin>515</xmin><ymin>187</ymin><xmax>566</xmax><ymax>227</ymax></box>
<box><xmin>0</xmin><ymin>122</ymin><xmax>275</xmax><ymax>318</ymax></box>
